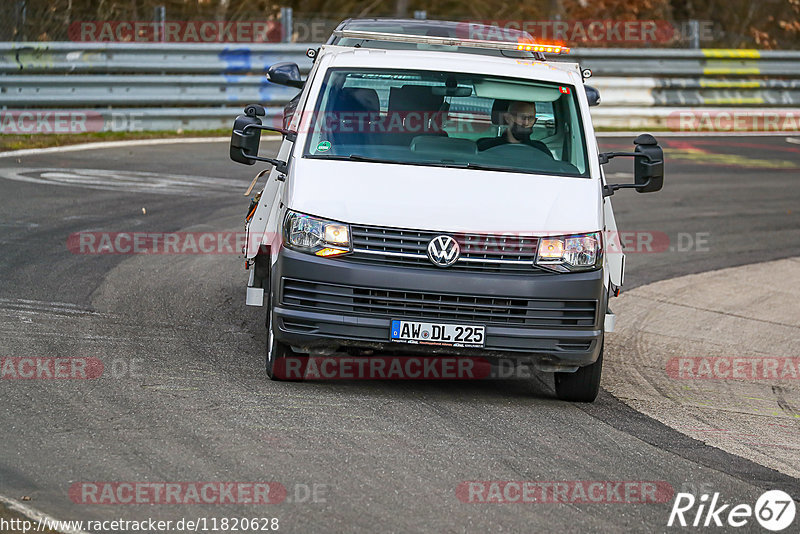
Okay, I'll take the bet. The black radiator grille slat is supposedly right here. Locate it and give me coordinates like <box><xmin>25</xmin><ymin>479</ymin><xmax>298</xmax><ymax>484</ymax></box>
<box><xmin>346</xmin><ymin>224</ymin><xmax>543</xmax><ymax>273</ymax></box>
<box><xmin>282</xmin><ymin>278</ymin><xmax>597</xmax><ymax>328</ymax></box>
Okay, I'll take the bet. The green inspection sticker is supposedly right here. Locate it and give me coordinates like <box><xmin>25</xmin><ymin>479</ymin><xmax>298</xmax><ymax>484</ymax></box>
<box><xmin>317</xmin><ymin>141</ymin><xmax>331</xmax><ymax>152</ymax></box>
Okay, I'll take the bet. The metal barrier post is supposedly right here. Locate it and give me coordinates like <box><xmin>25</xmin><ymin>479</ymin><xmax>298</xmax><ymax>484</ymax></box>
<box><xmin>280</xmin><ymin>7</ymin><xmax>293</xmax><ymax>43</ymax></box>
<box><xmin>154</xmin><ymin>5</ymin><xmax>166</xmax><ymax>43</ymax></box>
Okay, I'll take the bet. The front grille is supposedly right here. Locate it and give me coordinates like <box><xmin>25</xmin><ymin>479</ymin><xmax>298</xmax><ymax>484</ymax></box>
<box><xmin>346</xmin><ymin>224</ymin><xmax>544</xmax><ymax>273</ymax></box>
<box><xmin>282</xmin><ymin>278</ymin><xmax>598</xmax><ymax>328</ymax></box>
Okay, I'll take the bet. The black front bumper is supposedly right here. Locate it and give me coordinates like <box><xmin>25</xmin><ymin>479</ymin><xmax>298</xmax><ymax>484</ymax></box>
<box><xmin>272</xmin><ymin>248</ymin><xmax>606</xmax><ymax>367</ymax></box>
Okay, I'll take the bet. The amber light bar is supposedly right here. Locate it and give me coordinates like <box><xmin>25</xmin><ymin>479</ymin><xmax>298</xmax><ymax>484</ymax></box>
<box><xmin>517</xmin><ymin>42</ymin><xmax>571</xmax><ymax>54</ymax></box>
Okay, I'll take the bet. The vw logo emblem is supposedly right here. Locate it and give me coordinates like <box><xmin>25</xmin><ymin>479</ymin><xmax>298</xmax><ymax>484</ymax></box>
<box><xmin>427</xmin><ymin>235</ymin><xmax>460</xmax><ymax>267</ymax></box>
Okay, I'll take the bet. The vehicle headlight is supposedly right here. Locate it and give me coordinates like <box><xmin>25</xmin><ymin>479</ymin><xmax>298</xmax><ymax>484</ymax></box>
<box><xmin>536</xmin><ymin>232</ymin><xmax>602</xmax><ymax>272</ymax></box>
<box><xmin>284</xmin><ymin>211</ymin><xmax>350</xmax><ymax>257</ymax></box>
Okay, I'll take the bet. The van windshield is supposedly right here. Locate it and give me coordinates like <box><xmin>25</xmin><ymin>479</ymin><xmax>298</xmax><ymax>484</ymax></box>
<box><xmin>303</xmin><ymin>68</ymin><xmax>590</xmax><ymax>178</ymax></box>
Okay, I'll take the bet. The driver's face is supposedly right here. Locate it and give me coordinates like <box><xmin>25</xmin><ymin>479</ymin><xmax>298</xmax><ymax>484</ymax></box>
<box><xmin>505</xmin><ymin>104</ymin><xmax>537</xmax><ymax>126</ymax></box>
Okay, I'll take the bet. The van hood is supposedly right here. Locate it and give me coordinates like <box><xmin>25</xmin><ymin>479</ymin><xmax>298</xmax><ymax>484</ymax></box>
<box><xmin>287</xmin><ymin>158</ymin><xmax>602</xmax><ymax>234</ymax></box>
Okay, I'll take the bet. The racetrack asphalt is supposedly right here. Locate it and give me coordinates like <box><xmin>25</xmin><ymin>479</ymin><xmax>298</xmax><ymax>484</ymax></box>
<box><xmin>0</xmin><ymin>135</ymin><xmax>798</xmax><ymax>532</ymax></box>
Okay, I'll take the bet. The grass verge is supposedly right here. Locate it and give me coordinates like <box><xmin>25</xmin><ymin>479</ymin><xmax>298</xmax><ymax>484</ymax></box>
<box><xmin>0</xmin><ymin>130</ymin><xmax>228</xmax><ymax>152</ymax></box>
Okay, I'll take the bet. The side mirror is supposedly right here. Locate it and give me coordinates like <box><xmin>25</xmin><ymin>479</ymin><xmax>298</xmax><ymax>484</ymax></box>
<box><xmin>230</xmin><ymin>104</ymin><xmax>293</xmax><ymax>173</ymax></box>
<box><xmin>230</xmin><ymin>105</ymin><xmax>264</xmax><ymax>165</ymax></box>
<box><xmin>585</xmin><ymin>85</ymin><xmax>601</xmax><ymax>107</ymax></box>
<box><xmin>599</xmin><ymin>133</ymin><xmax>665</xmax><ymax>197</ymax></box>
<box><xmin>633</xmin><ymin>134</ymin><xmax>664</xmax><ymax>193</ymax></box>
<box><xmin>267</xmin><ymin>62</ymin><xmax>303</xmax><ymax>89</ymax></box>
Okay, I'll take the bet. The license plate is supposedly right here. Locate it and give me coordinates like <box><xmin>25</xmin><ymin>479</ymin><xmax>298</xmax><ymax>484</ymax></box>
<box><xmin>390</xmin><ymin>320</ymin><xmax>485</xmax><ymax>348</ymax></box>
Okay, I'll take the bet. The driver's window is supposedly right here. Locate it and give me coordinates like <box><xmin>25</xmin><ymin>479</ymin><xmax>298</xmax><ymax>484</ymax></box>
<box><xmin>533</xmin><ymin>101</ymin><xmax>556</xmax><ymax>138</ymax></box>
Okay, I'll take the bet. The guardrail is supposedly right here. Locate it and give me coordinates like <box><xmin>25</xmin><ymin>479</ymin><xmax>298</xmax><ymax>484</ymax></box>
<box><xmin>0</xmin><ymin>42</ymin><xmax>313</xmax><ymax>74</ymax></box>
<box><xmin>2</xmin><ymin>42</ymin><xmax>799</xmax><ymax>132</ymax></box>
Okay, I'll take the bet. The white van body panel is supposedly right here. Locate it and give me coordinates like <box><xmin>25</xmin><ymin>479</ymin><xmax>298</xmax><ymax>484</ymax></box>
<box><xmin>603</xmin><ymin>195</ymin><xmax>626</xmax><ymax>287</ymax></box>
<box><xmin>286</xmin><ymin>158</ymin><xmax>603</xmax><ymax>235</ymax></box>
<box><xmin>245</xmin><ymin>139</ymin><xmax>292</xmax><ymax>259</ymax></box>
<box><xmin>318</xmin><ymin>45</ymin><xmax>583</xmax><ymax>83</ymax></box>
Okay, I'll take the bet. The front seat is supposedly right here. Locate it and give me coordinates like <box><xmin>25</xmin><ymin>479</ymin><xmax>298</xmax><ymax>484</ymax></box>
<box><xmin>476</xmin><ymin>99</ymin><xmax>512</xmax><ymax>151</ymax></box>
<box><xmin>384</xmin><ymin>85</ymin><xmax>448</xmax><ymax>145</ymax></box>
<box><xmin>328</xmin><ymin>87</ymin><xmax>380</xmax><ymax>146</ymax></box>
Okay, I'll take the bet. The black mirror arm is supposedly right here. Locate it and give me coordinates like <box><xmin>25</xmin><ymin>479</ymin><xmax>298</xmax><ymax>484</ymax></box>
<box><xmin>603</xmin><ymin>178</ymin><xmax>652</xmax><ymax>197</ymax></box>
<box><xmin>242</xmin><ymin>123</ymin><xmax>297</xmax><ymax>142</ymax></box>
<box><xmin>598</xmin><ymin>151</ymin><xmax>654</xmax><ymax>165</ymax></box>
<box><xmin>237</xmin><ymin>149</ymin><xmax>288</xmax><ymax>175</ymax></box>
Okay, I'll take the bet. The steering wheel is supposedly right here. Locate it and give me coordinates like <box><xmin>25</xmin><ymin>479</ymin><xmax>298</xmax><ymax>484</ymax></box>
<box><xmin>484</xmin><ymin>142</ymin><xmax>553</xmax><ymax>158</ymax></box>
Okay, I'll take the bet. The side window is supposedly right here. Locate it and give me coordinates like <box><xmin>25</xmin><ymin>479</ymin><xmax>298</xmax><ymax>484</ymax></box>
<box><xmin>534</xmin><ymin>101</ymin><xmax>555</xmax><ymax>137</ymax></box>
<box><xmin>443</xmin><ymin>96</ymin><xmax>493</xmax><ymax>142</ymax></box>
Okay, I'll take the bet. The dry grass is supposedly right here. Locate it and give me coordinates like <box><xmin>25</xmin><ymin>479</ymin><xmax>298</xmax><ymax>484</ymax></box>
<box><xmin>0</xmin><ymin>130</ymin><xmax>228</xmax><ymax>152</ymax></box>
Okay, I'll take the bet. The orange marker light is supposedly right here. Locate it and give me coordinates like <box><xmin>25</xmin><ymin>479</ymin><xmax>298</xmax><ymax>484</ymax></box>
<box><xmin>316</xmin><ymin>248</ymin><xmax>348</xmax><ymax>257</ymax></box>
<box><xmin>517</xmin><ymin>40</ymin><xmax>570</xmax><ymax>54</ymax></box>
<box><xmin>538</xmin><ymin>238</ymin><xmax>565</xmax><ymax>259</ymax></box>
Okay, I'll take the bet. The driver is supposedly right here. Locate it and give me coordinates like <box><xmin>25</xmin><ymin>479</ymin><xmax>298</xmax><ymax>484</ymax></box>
<box><xmin>477</xmin><ymin>101</ymin><xmax>550</xmax><ymax>155</ymax></box>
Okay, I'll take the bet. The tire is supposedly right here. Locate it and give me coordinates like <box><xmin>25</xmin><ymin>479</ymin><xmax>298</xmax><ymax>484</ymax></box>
<box><xmin>554</xmin><ymin>343</ymin><xmax>603</xmax><ymax>402</ymax></box>
<box><xmin>265</xmin><ymin>292</ymin><xmax>307</xmax><ymax>381</ymax></box>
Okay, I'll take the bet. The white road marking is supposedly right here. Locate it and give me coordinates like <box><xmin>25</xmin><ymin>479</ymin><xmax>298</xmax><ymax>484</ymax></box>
<box><xmin>0</xmin><ymin>494</ymin><xmax>91</xmax><ymax>534</ymax></box>
<box><xmin>0</xmin><ymin>136</ymin><xmax>282</xmax><ymax>159</ymax></box>
<box><xmin>786</xmin><ymin>137</ymin><xmax>800</xmax><ymax>145</ymax></box>
<box><xmin>0</xmin><ymin>298</ymin><xmax>101</xmax><ymax>316</ymax></box>
<box><xmin>0</xmin><ymin>167</ymin><xmax>247</xmax><ymax>195</ymax></box>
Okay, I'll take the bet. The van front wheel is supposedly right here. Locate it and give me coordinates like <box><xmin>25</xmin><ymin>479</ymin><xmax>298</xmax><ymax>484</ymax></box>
<box><xmin>554</xmin><ymin>344</ymin><xmax>603</xmax><ymax>402</ymax></box>
<box><xmin>265</xmin><ymin>294</ymin><xmax>307</xmax><ymax>381</ymax></box>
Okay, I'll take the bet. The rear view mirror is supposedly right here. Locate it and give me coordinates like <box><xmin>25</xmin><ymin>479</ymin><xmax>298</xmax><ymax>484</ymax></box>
<box><xmin>633</xmin><ymin>134</ymin><xmax>664</xmax><ymax>193</ymax></box>
<box><xmin>267</xmin><ymin>62</ymin><xmax>303</xmax><ymax>88</ymax></box>
<box><xmin>432</xmin><ymin>86</ymin><xmax>472</xmax><ymax>97</ymax></box>
<box><xmin>585</xmin><ymin>85</ymin><xmax>600</xmax><ymax>107</ymax></box>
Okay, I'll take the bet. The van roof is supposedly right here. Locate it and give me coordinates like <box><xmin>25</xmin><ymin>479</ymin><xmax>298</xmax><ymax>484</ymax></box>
<box><xmin>317</xmin><ymin>45</ymin><xmax>582</xmax><ymax>86</ymax></box>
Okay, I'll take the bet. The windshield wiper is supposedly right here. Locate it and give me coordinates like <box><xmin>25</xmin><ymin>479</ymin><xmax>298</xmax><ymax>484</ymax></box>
<box><xmin>311</xmin><ymin>154</ymin><xmax>429</xmax><ymax>166</ymax></box>
<box><xmin>428</xmin><ymin>161</ymin><xmax>517</xmax><ymax>172</ymax></box>
<box><xmin>345</xmin><ymin>154</ymin><xmax>403</xmax><ymax>164</ymax></box>
<box><xmin>311</xmin><ymin>154</ymin><xmax>396</xmax><ymax>163</ymax></box>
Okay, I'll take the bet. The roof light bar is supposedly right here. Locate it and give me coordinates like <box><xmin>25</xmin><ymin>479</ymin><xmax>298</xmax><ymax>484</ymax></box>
<box><xmin>333</xmin><ymin>30</ymin><xmax>570</xmax><ymax>55</ymax></box>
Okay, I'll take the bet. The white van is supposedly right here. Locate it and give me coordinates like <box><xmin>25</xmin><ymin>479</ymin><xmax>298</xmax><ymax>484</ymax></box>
<box><xmin>229</xmin><ymin>29</ymin><xmax>664</xmax><ymax>402</ymax></box>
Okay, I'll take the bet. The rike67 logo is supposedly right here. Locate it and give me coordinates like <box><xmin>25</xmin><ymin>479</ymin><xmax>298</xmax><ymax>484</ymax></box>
<box><xmin>668</xmin><ymin>490</ymin><xmax>796</xmax><ymax>531</ymax></box>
